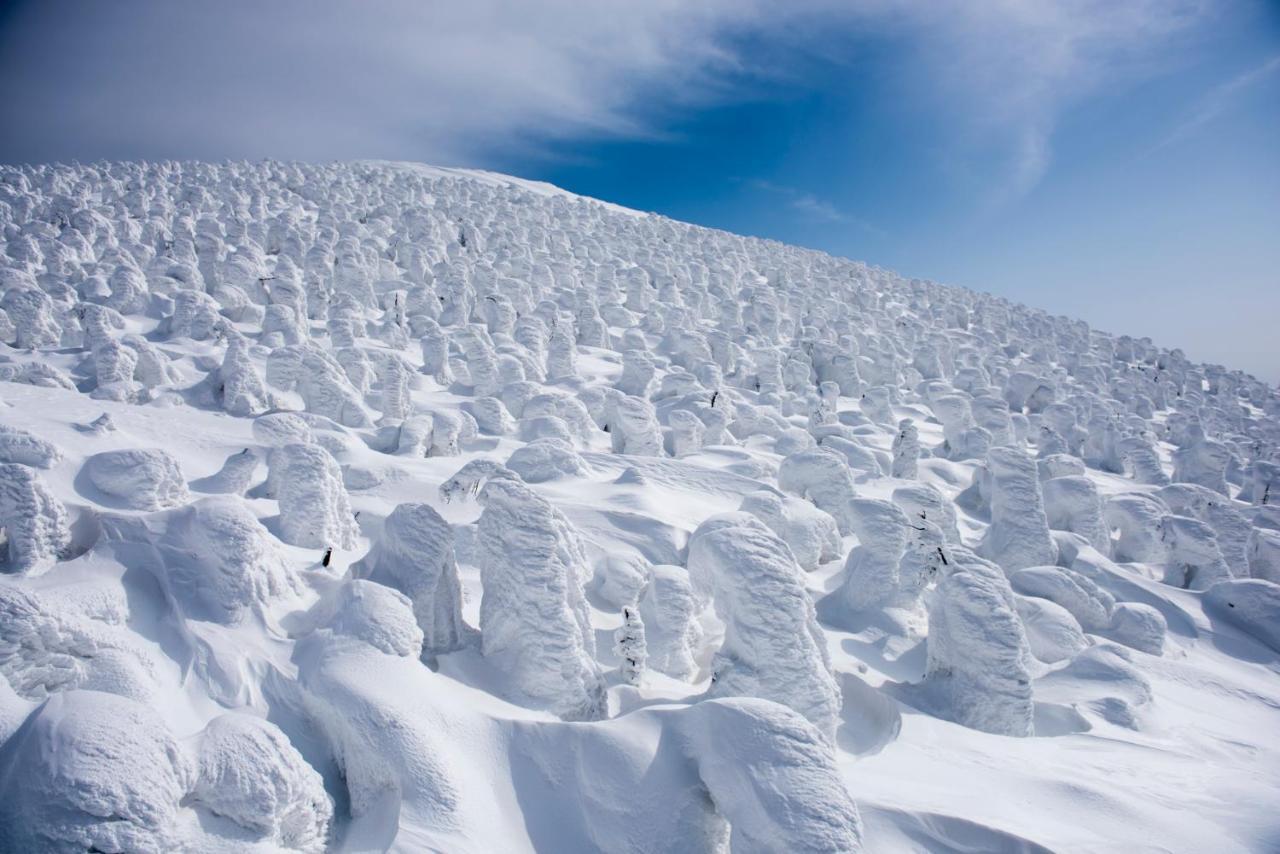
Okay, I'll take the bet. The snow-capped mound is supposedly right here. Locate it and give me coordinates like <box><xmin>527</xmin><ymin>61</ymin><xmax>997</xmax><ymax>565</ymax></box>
<box><xmin>450</xmin><ymin>464</ymin><xmax>606</xmax><ymax>720</ymax></box>
<box><xmin>191</xmin><ymin>712</ymin><xmax>333</xmax><ymax>851</ymax></box>
<box><xmin>84</xmin><ymin>447</ymin><xmax>189</xmax><ymax>510</ymax></box>
<box><xmin>146</xmin><ymin>495</ymin><xmax>299</xmax><ymax>625</ymax></box>
<box><xmin>352</xmin><ymin>502</ymin><xmax>473</xmax><ymax>658</ymax></box>
<box><xmin>0</xmin><ymin>690</ymin><xmax>194</xmax><ymax>853</ymax></box>
<box><xmin>688</xmin><ymin>513</ymin><xmax>841</xmax><ymax>739</ymax></box>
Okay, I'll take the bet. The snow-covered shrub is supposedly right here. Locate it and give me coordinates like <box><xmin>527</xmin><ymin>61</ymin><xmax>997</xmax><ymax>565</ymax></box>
<box><xmin>688</xmin><ymin>513</ymin><xmax>840</xmax><ymax>739</ymax></box>
<box><xmin>149</xmin><ymin>495</ymin><xmax>298</xmax><ymax>624</ymax></box>
<box><xmin>614</xmin><ymin>605</ymin><xmax>647</xmax><ymax>686</ymax></box>
<box><xmin>1203</xmin><ymin>579</ymin><xmax>1280</xmax><ymax>653</ymax></box>
<box><xmin>468</xmin><ymin>396</ymin><xmax>513</xmax><ymax>435</ymax></box>
<box><xmin>777</xmin><ymin>446</ymin><xmax>859</xmax><ymax>534</ymax></box>
<box><xmin>0</xmin><ymin>690</ymin><xmax>195</xmax><ymax>853</ymax></box>
<box><xmin>445</xmin><ymin>465</ymin><xmax>605</xmax><ymax>720</ymax></box>
<box><xmin>977</xmin><ymin>446</ymin><xmax>1058</xmax><ymax>572</ymax></box>
<box><xmin>916</xmin><ymin>549</ymin><xmax>1034</xmax><ymax>736</ymax></box>
<box><xmin>0</xmin><ymin>463</ymin><xmax>70</xmax><ymax>571</ymax></box>
<box><xmin>1157</xmin><ymin>483</ymin><xmax>1251</xmax><ymax>578</ymax></box>
<box><xmin>1160</xmin><ymin>514</ymin><xmax>1232</xmax><ymax>590</ymax></box>
<box><xmin>84</xmin><ymin>447</ymin><xmax>189</xmax><ymax>510</ymax></box>
<box><xmin>1172</xmin><ymin>438</ymin><xmax>1231</xmax><ymax>496</ymax></box>
<box><xmin>0</xmin><ymin>585</ymin><xmax>98</xmax><ymax>698</ymax></box>
<box><xmin>214</xmin><ymin>331</ymin><xmax>276</xmax><ymax>415</ymax></box>
<box><xmin>505</xmin><ymin>438</ymin><xmax>588</xmax><ymax>482</ymax></box>
<box><xmin>1248</xmin><ymin>527</ymin><xmax>1280</xmax><ymax>583</ymax></box>
<box><xmin>1118</xmin><ymin>434</ymin><xmax>1169</xmax><ymax>486</ymax></box>
<box><xmin>594</xmin><ymin>552</ymin><xmax>651</xmax><ymax>609</ymax></box>
<box><xmin>0</xmin><ymin>424</ymin><xmax>62</xmax><ymax>468</ymax></box>
<box><xmin>668</xmin><ymin>408</ymin><xmax>705</xmax><ymax>457</ymax></box>
<box><xmin>833</xmin><ymin>498</ymin><xmax>910</xmax><ymax>612</ymax></box>
<box><xmin>269</xmin><ymin>442</ymin><xmax>359</xmax><ymax>550</ymax></box>
<box><xmin>617</xmin><ymin>348</ymin><xmax>657</xmax><ymax>397</ymax></box>
<box><xmin>892</xmin><ymin>482</ymin><xmax>962</xmax><ymax>544</ymax></box>
<box><xmin>1041</xmin><ymin>475</ymin><xmax>1110</xmax><ymax>554</ymax></box>
<box><xmin>353</xmin><ymin>502</ymin><xmax>473</xmax><ymax>659</ymax></box>
<box><xmin>739</xmin><ymin>490</ymin><xmax>842</xmax><ymax>572</ymax></box>
<box><xmin>610</xmin><ymin>393</ymin><xmax>664</xmax><ymax>456</ymax></box>
<box><xmin>638</xmin><ymin>564</ymin><xmax>703</xmax><ymax>681</ymax></box>
<box><xmin>1014</xmin><ymin>594</ymin><xmax>1088</xmax><ymax>664</ymax></box>
<box><xmin>252</xmin><ymin>411</ymin><xmax>315</xmax><ymax>446</ymax></box>
<box><xmin>191</xmin><ymin>713</ymin><xmax>333</xmax><ymax>852</ymax></box>
<box><xmin>1</xmin><ymin>284</ymin><xmax>61</xmax><ymax>348</ymax></box>
<box><xmin>309</xmin><ymin>578</ymin><xmax>425</xmax><ymax>657</ymax></box>
<box><xmin>1009</xmin><ymin>566</ymin><xmax>1114</xmax><ymax>633</ymax></box>
<box><xmin>166</xmin><ymin>288</ymin><xmax>225</xmax><ymax>340</ymax></box>
<box><xmin>891</xmin><ymin>417</ymin><xmax>919</xmax><ymax>478</ymax></box>
<box><xmin>1105</xmin><ymin>493</ymin><xmax>1169</xmax><ymax>564</ymax></box>
<box><xmin>1244</xmin><ymin>459</ymin><xmax>1279</xmax><ymax>505</ymax></box>
<box><xmin>266</xmin><ymin>342</ymin><xmax>371</xmax><ymax>427</ymax></box>
<box><xmin>679</xmin><ymin>697</ymin><xmax>863</xmax><ymax>853</ymax></box>
<box><xmin>1107</xmin><ymin>603</ymin><xmax>1167</xmax><ymax>655</ymax></box>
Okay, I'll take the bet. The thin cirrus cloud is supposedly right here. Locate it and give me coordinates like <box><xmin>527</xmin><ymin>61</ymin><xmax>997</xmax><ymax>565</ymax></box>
<box><xmin>745</xmin><ymin>179</ymin><xmax>887</xmax><ymax>236</ymax></box>
<box><xmin>1155</xmin><ymin>51</ymin><xmax>1280</xmax><ymax>150</ymax></box>
<box><xmin>0</xmin><ymin>0</ymin><xmax>1211</xmax><ymax>195</ymax></box>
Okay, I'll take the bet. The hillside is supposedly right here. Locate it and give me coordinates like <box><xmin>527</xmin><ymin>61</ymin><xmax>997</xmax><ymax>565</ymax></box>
<box><xmin>0</xmin><ymin>159</ymin><xmax>1278</xmax><ymax>852</ymax></box>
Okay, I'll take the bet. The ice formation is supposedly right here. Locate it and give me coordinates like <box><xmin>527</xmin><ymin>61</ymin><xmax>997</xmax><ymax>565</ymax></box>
<box><xmin>1</xmin><ymin>158</ymin><xmax>1277</xmax><ymax>851</ymax></box>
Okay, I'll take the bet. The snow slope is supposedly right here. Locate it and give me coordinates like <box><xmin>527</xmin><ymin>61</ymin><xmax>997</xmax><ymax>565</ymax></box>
<box><xmin>0</xmin><ymin>158</ymin><xmax>1278</xmax><ymax>853</ymax></box>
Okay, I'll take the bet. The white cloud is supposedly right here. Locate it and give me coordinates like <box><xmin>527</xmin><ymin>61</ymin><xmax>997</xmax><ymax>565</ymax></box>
<box><xmin>0</xmin><ymin>0</ymin><xmax>1213</xmax><ymax>192</ymax></box>
<box><xmin>747</xmin><ymin>179</ymin><xmax>888</xmax><ymax>235</ymax></box>
<box><xmin>1156</xmin><ymin>52</ymin><xmax>1280</xmax><ymax>149</ymax></box>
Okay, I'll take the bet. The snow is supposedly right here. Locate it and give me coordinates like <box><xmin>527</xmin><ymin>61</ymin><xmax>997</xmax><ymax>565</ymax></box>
<box><xmin>1</xmin><ymin>157</ymin><xmax>1279</xmax><ymax>852</ymax></box>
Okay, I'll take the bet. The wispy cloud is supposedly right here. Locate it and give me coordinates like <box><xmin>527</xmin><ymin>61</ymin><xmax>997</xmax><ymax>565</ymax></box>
<box><xmin>1156</xmin><ymin>52</ymin><xmax>1280</xmax><ymax>150</ymax></box>
<box><xmin>746</xmin><ymin>179</ymin><xmax>891</xmax><ymax>237</ymax></box>
<box><xmin>0</xmin><ymin>0</ymin><xmax>1214</xmax><ymax>200</ymax></box>
<box><xmin>845</xmin><ymin>0</ymin><xmax>1210</xmax><ymax>204</ymax></box>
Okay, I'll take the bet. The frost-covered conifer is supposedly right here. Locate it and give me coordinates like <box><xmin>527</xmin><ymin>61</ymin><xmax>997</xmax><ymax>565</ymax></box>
<box><xmin>891</xmin><ymin>418</ymin><xmax>919</xmax><ymax>479</ymax></box>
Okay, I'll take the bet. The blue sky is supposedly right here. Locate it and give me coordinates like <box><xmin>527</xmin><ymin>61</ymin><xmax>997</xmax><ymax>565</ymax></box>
<box><xmin>1</xmin><ymin>0</ymin><xmax>1277</xmax><ymax>380</ymax></box>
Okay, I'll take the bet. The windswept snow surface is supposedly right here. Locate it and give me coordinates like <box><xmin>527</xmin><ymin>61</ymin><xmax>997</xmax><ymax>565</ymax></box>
<box><xmin>0</xmin><ymin>158</ymin><xmax>1279</xmax><ymax>852</ymax></box>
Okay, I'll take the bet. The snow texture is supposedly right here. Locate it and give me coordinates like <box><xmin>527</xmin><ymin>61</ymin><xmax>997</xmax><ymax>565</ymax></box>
<box><xmin>1</xmin><ymin>158</ymin><xmax>1278</xmax><ymax>853</ymax></box>
<box><xmin>352</xmin><ymin>502</ymin><xmax>474</xmax><ymax>659</ymax></box>
<box><xmin>688</xmin><ymin>513</ymin><xmax>841</xmax><ymax>740</ymax></box>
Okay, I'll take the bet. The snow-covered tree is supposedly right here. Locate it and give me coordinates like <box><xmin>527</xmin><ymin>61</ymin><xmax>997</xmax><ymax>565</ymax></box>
<box><xmin>613</xmin><ymin>605</ymin><xmax>647</xmax><ymax>686</ymax></box>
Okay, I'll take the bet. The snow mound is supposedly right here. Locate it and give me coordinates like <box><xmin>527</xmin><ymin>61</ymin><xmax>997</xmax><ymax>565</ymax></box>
<box><xmin>150</xmin><ymin>495</ymin><xmax>299</xmax><ymax>624</ymax></box>
<box><xmin>352</xmin><ymin>502</ymin><xmax>473</xmax><ymax>658</ymax></box>
<box><xmin>0</xmin><ymin>690</ymin><xmax>194</xmax><ymax>854</ymax></box>
<box><xmin>191</xmin><ymin>712</ymin><xmax>333</xmax><ymax>851</ymax></box>
<box><xmin>85</xmin><ymin>447</ymin><xmax>189</xmax><ymax>510</ymax></box>
<box><xmin>689</xmin><ymin>513</ymin><xmax>841</xmax><ymax>739</ymax></box>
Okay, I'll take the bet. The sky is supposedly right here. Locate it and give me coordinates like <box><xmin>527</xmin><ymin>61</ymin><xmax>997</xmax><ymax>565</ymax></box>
<box><xmin>1</xmin><ymin>0</ymin><xmax>1277</xmax><ymax>381</ymax></box>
